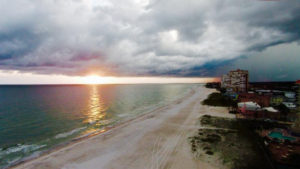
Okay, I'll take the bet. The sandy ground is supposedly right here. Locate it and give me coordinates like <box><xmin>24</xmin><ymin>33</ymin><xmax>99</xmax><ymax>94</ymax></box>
<box><xmin>13</xmin><ymin>86</ymin><xmax>232</xmax><ymax>169</ymax></box>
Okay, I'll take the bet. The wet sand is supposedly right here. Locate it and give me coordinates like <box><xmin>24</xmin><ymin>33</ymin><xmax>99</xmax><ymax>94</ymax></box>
<box><xmin>13</xmin><ymin>86</ymin><xmax>231</xmax><ymax>169</ymax></box>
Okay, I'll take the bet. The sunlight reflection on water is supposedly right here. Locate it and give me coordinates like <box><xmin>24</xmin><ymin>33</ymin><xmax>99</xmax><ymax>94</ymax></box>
<box><xmin>86</xmin><ymin>85</ymin><xmax>107</xmax><ymax>124</ymax></box>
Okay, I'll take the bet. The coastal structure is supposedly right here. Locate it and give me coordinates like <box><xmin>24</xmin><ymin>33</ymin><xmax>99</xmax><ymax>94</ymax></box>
<box><xmin>219</xmin><ymin>77</ymin><xmax>300</xmax><ymax>167</ymax></box>
<box><xmin>261</xmin><ymin>129</ymin><xmax>300</xmax><ymax>166</ymax></box>
<box><xmin>237</xmin><ymin>101</ymin><xmax>281</xmax><ymax>119</ymax></box>
<box><xmin>221</xmin><ymin>69</ymin><xmax>249</xmax><ymax>93</ymax></box>
<box><xmin>238</xmin><ymin>93</ymin><xmax>270</xmax><ymax>107</ymax></box>
<box><xmin>270</xmin><ymin>95</ymin><xmax>285</xmax><ymax>106</ymax></box>
<box><xmin>238</xmin><ymin>101</ymin><xmax>261</xmax><ymax>111</ymax></box>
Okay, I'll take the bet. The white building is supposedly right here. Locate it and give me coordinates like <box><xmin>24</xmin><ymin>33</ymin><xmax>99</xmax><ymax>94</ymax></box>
<box><xmin>221</xmin><ymin>74</ymin><xmax>230</xmax><ymax>88</ymax></box>
<box><xmin>238</xmin><ymin>101</ymin><xmax>261</xmax><ymax>111</ymax></box>
<box><xmin>282</xmin><ymin>102</ymin><xmax>297</xmax><ymax>109</ymax></box>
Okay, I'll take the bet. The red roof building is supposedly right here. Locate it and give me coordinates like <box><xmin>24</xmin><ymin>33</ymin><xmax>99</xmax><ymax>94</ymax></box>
<box><xmin>238</xmin><ymin>93</ymin><xmax>271</xmax><ymax>107</ymax></box>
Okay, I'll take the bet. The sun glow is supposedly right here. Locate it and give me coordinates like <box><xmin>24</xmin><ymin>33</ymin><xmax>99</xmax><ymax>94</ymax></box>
<box><xmin>80</xmin><ymin>75</ymin><xmax>219</xmax><ymax>85</ymax></box>
<box><xmin>0</xmin><ymin>70</ymin><xmax>219</xmax><ymax>84</ymax></box>
<box><xmin>82</xmin><ymin>75</ymin><xmax>107</xmax><ymax>84</ymax></box>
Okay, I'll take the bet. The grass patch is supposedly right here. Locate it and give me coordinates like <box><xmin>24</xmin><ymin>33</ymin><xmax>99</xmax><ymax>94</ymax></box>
<box><xmin>189</xmin><ymin>115</ymin><xmax>271</xmax><ymax>169</ymax></box>
<box><xmin>200</xmin><ymin>115</ymin><xmax>239</xmax><ymax>129</ymax></box>
<box><xmin>201</xmin><ymin>92</ymin><xmax>237</xmax><ymax>107</ymax></box>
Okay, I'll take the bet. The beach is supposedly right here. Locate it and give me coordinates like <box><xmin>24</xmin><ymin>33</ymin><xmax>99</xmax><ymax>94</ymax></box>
<box><xmin>12</xmin><ymin>86</ymin><xmax>231</xmax><ymax>169</ymax></box>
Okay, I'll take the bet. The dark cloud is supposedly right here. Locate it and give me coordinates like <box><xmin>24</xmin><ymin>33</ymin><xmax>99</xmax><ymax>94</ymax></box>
<box><xmin>216</xmin><ymin>42</ymin><xmax>300</xmax><ymax>81</ymax></box>
<box><xmin>0</xmin><ymin>0</ymin><xmax>300</xmax><ymax>78</ymax></box>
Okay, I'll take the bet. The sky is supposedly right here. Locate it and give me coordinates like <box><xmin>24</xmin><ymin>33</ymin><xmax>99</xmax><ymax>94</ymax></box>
<box><xmin>0</xmin><ymin>0</ymin><xmax>300</xmax><ymax>83</ymax></box>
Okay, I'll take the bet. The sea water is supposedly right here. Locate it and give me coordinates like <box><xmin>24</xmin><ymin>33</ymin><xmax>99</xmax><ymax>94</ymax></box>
<box><xmin>0</xmin><ymin>84</ymin><xmax>201</xmax><ymax>168</ymax></box>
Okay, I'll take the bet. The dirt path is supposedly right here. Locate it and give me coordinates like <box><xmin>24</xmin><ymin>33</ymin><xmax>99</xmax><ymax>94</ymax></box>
<box><xmin>13</xmin><ymin>87</ymin><xmax>229</xmax><ymax>169</ymax></box>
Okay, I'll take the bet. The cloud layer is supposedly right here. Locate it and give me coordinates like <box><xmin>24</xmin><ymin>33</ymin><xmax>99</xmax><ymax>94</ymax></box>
<box><xmin>217</xmin><ymin>42</ymin><xmax>300</xmax><ymax>82</ymax></box>
<box><xmin>0</xmin><ymin>0</ymin><xmax>300</xmax><ymax>77</ymax></box>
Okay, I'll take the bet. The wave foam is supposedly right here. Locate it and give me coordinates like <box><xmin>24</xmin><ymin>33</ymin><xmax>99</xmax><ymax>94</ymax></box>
<box><xmin>0</xmin><ymin>144</ymin><xmax>46</xmax><ymax>156</ymax></box>
<box><xmin>54</xmin><ymin>127</ymin><xmax>87</xmax><ymax>139</ymax></box>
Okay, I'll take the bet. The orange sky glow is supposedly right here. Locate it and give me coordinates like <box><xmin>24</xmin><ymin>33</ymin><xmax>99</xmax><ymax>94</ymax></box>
<box><xmin>0</xmin><ymin>71</ymin><xmax>219</xmax><ymax>84</ymax></box>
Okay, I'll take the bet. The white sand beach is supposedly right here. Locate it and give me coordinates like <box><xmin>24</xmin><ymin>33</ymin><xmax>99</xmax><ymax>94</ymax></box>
<box><xmin>13</xmin><ymin>86</ymin><xmax>232</xmax><ymax>169</ymax></box>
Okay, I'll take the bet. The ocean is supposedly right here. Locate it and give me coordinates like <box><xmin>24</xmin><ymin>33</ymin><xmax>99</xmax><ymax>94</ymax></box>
<box><xmin>0</xmin><ymin>84</ymin><xmax>200</xmax><ymax>168</ymax></box>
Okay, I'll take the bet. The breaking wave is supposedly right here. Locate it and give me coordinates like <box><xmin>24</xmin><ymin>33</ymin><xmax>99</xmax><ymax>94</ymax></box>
<box><xmin>54</xmin><ymin>127</ymin><xmax>87</xmax><ymax>139</ymax></box>
<box><xmin>0</xmin><ymin>144</ymin><xmax>46</xmax><ymax>157</ymax></box>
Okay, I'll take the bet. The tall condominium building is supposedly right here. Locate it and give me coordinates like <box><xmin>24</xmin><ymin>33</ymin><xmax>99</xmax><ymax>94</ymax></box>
<box><xmin>221</xmin><ymin>69</ymin><xmax>249</xmax><ymax>93</ymax></box>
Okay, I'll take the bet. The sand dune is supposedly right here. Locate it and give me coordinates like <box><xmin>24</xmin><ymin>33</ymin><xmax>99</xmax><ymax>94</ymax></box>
<box><xmin>13</xmin><ymin>87</ymin><xmax>229</xmax><ymax>169</ymax></box>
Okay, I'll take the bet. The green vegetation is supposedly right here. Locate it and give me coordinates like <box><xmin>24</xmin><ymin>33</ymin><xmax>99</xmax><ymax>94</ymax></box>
<box><xmin>274</xmin><ymin>104</ymin><xmax>290</xmax><ymax>114</ymax></box>
<box><xmin>189</xmin><ymin>115</ymin><xmax>271</xmax><ymax>169</ymax></box>
<box><xmin>201</xmin><ymin>92</ymin><xmax>237</xmax><ymax>107</ymax></box>
<box><xmin>293</xmin><ymin>114</ymin><xmax>300</xmax><ymax>128</ymax></box>
<box><xmin>200</xmin><ymin>115</ymin><xmax>239</xmax><ymax>129</ymax></box>
<box><xmin>205</xmin><ymin>82</ymin><xmax>220</xmax><ymax>89</ymax></box>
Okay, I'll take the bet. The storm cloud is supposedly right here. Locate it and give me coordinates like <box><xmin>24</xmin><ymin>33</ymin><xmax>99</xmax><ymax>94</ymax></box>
<box><xmin>0</xmin><ymin>0</ymin><xmax>300</xmax><ymax>77</ymax></box>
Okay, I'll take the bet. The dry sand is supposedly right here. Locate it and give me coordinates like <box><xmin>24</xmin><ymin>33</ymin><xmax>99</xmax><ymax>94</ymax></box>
<box><xmin>13</xmin><ymin>86</ymin><xmax>232</xmax><ymax>169</ymax></box>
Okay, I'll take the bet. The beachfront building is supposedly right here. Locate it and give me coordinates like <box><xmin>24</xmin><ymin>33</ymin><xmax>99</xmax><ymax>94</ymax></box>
<box><xmin>221</xmin><ymin>69</ymin><xmax>249</xmax><ymax>93</ymax></box>
<box><xmin>238</xmin><ymin>101</ymin><xmax>261</xmax><ymax>111</ymax></box>
<box><xmin>221</xmin><ymin>74</ymin><xmax>230</xmax><ymax>88</ymax></box>
<box><xmin>284</xmin><ymin>91</ymin><xmax>296</xmax><ymax>102</ymax></box>
<box><xmin>270</xmin><ymin>95</ymin><xmax>285</xmax><ymax>106</ymax></box>
<box><xmin>282</xmin><ymin>102</ymin><xmax>297</xmax><ymax>109</ymax></box>
<box><xmin>237</xmin><ymin>101</ymin><xmax>261</xmax><ymax>116</ymax></box>
<box><xmin>237</xmin><ymin>101</ymin><xmax>283</xmax><ymax>119</ymax></box>
<box><xmin>239</xmin><ymin>92</ymin><xmax>271</xmax><ymax>107</ymax></box>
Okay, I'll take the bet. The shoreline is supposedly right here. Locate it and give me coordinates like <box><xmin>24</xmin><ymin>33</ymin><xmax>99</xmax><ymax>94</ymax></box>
<box><xmin>8</xmin><ymin>85</ymin><xmax>197</xmax><ymax>169</ymax></box>
<box><xmin>11</xmin><ymin>86</ymin><xmax>229</xmax><ymax>169</ymax></box>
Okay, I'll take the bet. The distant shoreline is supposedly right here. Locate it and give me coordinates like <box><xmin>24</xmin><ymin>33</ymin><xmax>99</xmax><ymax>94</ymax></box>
<box><xmin>0</xmin><ymin>83</ymin><xmax>207</xmax><ymax>86</ymax></box>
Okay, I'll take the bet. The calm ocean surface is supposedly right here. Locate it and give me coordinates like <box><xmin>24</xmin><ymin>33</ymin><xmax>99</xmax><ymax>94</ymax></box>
<box><xmin>0</xmin><ymin>84</ymin><xmax>200</xmax><ymax>168</ymax></box>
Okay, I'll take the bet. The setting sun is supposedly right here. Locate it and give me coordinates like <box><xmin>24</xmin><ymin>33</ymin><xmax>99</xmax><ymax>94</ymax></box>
<box><xmin>82</xmin><ymin>75</ymin><xmax>107</xmax><ymax>84</ymax></box>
